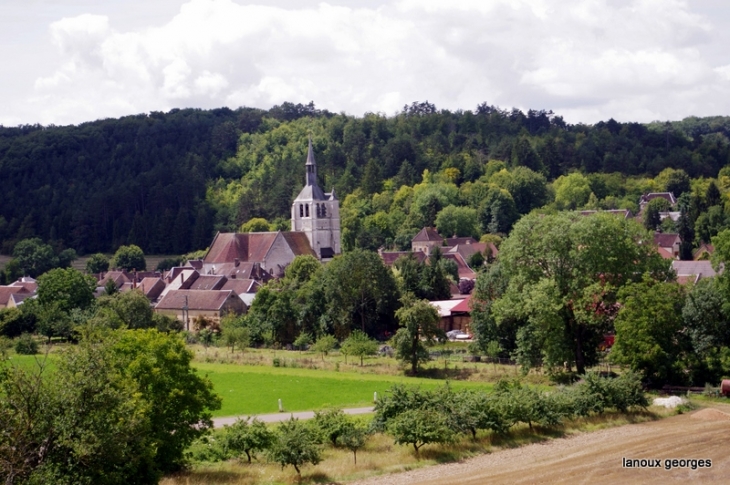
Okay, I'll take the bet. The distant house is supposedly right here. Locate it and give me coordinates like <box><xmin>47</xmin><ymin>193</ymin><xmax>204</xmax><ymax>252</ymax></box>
<box><xmin>447</xmin><ymin>242</ymin><xmax>499</xmax><ymax>264</ymax></box>
<box><xmin>411</xmin><ymin>227</ymin><xmax>444</xmax><ymax>255</ymax></box>
<box><xmin>639</xmin><ymin>192</ymin><xmax>676</xmax><ymax>211</ymax></box>
<box><xmin>0</xmin><ymin>286</ymin><xmax>31</xmax><ymax>309</ymax></box>
<box><xmin>654</xmin><ymin>233</ymin><xmax>681</xmax><ymax>259</ymax></box>
<box><xmin>430</xmin><ymin>295</ymin><xmax>472</xmax><ymax>333</ymax></box>
<box><xmin>155</xmin><ymin>289</ymin><xmax>246</xmax><ymax>327</ymax></box>
<box><xmin>672</xmin><ymin>260</ymin><xmax>720</xmax><ymax>285</ymax></box>
<box><xmin>693</xmin><ymin>243</ymin><xmax>714</xmax><ymax>261</ymax></box>
<box><xmin>378</xmin><ymin>250</ymin><xmax>427</xmax><ymax>267</ymax></box>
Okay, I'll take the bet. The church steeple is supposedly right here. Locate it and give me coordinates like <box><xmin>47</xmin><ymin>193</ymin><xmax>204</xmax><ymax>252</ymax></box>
<box><xmin>305</xmin><ymin>137</ymin><xmax>317</xmax><ymax>187</ymax></box>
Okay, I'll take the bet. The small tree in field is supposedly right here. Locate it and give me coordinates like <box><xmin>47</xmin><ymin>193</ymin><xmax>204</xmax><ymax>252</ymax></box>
<box><xmin>341</xmin><ymin>330</ymin><xmax>378</xmax><ymax>366</ymax></box>
<box><xmin>268</xmin><ymin>417</ymin><xmax>322</xmax><ymax>478</ymax></box>
<box><xmin>221</xmin><ymin>417</ymin><xmax>274</xmax><ymax>463</ymax></box>
<box><xmin>393</xmin><ymin>295</ymin><xmax>443</xmax><ymax>374</ymax></box>
<box><xmin>293</xmin><ymin>332</ymin><xmax>313</xmax><ymax>352</ymax></box>
<box><xmin>387</xmin><ymin>408</ymin><xmax>455</xmax><ymax>455</ymax></box>
<box><xmin>337</xmin><ymin>422</ymin><xmax>369</xmax><ymax>464</ymax></box>
<box><xmin>313</xmin><ymin>408</ymin><xmax>350</xmax><ymax>447</ymax></box>
<box><xmin>311</xmin><ymin>334</ymin><xmax>337</xmax><ymax>361</ymax></box>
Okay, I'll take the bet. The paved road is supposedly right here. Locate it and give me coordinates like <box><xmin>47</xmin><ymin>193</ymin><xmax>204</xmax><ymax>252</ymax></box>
<box><xmin>212</xmin><ymin>406</ymin><xmax>375</xmax><ymax>428</ymax></box>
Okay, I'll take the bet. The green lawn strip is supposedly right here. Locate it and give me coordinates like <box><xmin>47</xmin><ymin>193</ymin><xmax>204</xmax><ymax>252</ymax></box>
<box><xmin>193</xmin><ymin>362</ymin><xmax>491</xmax><ymax>417</ymax></box>
<box><xmin>4</xmin><ymin>354</ymin><xmax>58</xmax><ymax>371</ymax></box>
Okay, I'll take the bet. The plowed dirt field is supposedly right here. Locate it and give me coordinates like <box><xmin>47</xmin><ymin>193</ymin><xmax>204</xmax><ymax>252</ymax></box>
<box><xmin>351</xmin><ymin>404</ymin><xmax>730</xmax><ymax>485</ymax></box>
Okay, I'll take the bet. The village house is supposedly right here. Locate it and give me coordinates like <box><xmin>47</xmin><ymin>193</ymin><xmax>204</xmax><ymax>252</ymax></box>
<box><xmin>155</xmin><ymin>289</ymin><xmax>246</xmax><ymax>329</ymax></box>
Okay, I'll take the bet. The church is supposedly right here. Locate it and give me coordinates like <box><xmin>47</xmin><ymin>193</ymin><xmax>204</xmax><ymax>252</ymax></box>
<box><xmin>199</xmin><ymin>138</ymin><xmax>341</xmax><ymax>278</ymax></box>
<box><xmin>291</xmin><ymin>138</ymin><xmax>341</xmax><ymax>259</ymax></box>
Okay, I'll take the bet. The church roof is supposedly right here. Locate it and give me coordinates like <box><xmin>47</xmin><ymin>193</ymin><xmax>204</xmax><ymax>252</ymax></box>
<box><xmin>294</xmin><ymin>184</ymin><xmax>326</xmax><ymax>201</ymax></box>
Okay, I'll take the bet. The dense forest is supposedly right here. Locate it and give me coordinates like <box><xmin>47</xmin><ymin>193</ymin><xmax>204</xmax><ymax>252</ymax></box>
<box><xmin>2</xmin><ymin>101</ymin><xmax>730</xmax><ymax>256</ymax></box>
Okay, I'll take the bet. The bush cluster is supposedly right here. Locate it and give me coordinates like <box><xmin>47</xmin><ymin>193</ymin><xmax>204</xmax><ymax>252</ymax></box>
<box><xmin>373</xmin><ymin>372</ymin><xmax>647</xmax><ymax>452</ymax></box>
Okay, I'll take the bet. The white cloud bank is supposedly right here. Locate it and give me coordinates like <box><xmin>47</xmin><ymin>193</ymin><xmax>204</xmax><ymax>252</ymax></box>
<box><xmin>8</xmin><ymin>0</ymin><xmax>730</xmax><ymax>125</ymax></box>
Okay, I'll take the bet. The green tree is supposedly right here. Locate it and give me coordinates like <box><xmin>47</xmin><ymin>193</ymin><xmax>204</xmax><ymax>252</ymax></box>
<box><xmin>419</xmin><ymin>246</ymin><xmax>452</xmax><ymax>300</ymax></box>
<box><xmin>321</xmin><ymin>249</ymin><xmax>400</xmax><ymax>338</ymax></box>
<box><xmin>11</xmin><ymin>238</ymin><xmax>58</xmax><ymax>277</ymax></box>
<box><xmin>240</xmin><ymin>217</ymin><xmax>271</xmax><ymax>232</ymax></box>
<box><xmin>340</xmin><ymin>329</ymin><xmax>378</xmax><ymax>366</ymax></box>
<box><xmin>553</xmin><ymin>173</ymin><xmax>592</xmax><ymax>210</ymax></box>
<box><xmin>221</xmin><ymin>417</ymin><xmax>275</xmax><ymax>463</ymax></box>
<box><xmin>507</xmin><ymin>166</ymin><xmax>550</xmax><ymax>215</ymax></box>
<box><xmin>267</xmin><ymin>417</ymin><xmax>322</xmax><ymax>478</ymax></box>
<box><xmin>311</xmin><ymin>334</ymin><xmax>337</xmax><ymax>361</ymax></box>
<box><xmin>337</xmin><ymin>422</ymin><xmax>368</xmax><ymax>464</ymax></box>
<box><xmin>37</xmin><ymin>267</ymin><xmax>96</xmax><ymax>313</ymax></box>
<box><xmin>293</xmin><ymin>332</ymin><xmax>314</xmax><ymax>351</ymax></box>
<box><xmin>386</xmin><ymin>408</ymin><xmax>455</xmax><ymax>455</ymax></box>
<box><xmin>95</xmin><ymin>289</ymin><xmax>155</xmax><ymax>329</ymax></box>
<box><xmin>612</xmin><ymin>278</ymin><xmax>688</xmax><ymax>385</ymax></box>
<box><xmin>0</xmin><ymin>340</ymin><xmax>157</xmax><ymax>484</ymax></box>
<box><xmin>643</xmin><ymin>197</ymin><xmax>672</xmax><ymax>231</ymax></box>
<box><xmin>86</xmin><ymin>252</ymin><xmax>110</xmax><ymax>274</ymax></box>
<box><xmin>284</xmin><ymin>254</ymin><xmax>321</xmax><ymax>286</ymax></box>
<box><xmin>109</xmin><ymin>329</ymin><xmax>222</xmax><ymax>472</ymax></box>
<box><xmin>110</xmin><ymin>244</ymin><xmax>147</xmax><ymax>271</ymax></box>
<box><xmin>393</xmin><ymin>295</ymin><xmax>443</xmax><ymax>374</ymax></box>
<box><xmin>494</xmin><ymin>212</ymin><xmax>670</xmax><ymax>374</ymax></box>
<box><xmin>313</xmin><ymin>408</ymin><xmax>351</xmax><ymax>447</ymax></box>
<box><xmin>434</xmin><ymin>205</ymin><xmax>479</xmax><ymax>239</ymax></box>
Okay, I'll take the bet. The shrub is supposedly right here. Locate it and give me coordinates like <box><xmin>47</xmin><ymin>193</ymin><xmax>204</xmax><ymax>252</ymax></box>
<box><xmin>313</xmin><ymin>408</ymin><xmax>351</xmax><ymax>447</ymax></box>
<box><xmin>14</xmin><ymin>333</ymin><xmax>38</xmax><ymax>355</ymax></box>
<box><xmin>221</xmin><ymin>417</ymin><xmax>275</xmax><ymax>463</ymax></box>
<box><xmin>267</xmin><ymin>417</ymin><xmax>322</xmax><ymax>478</ymax></box>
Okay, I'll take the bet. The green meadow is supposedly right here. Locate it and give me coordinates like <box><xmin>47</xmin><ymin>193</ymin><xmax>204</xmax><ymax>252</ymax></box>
<box><xmin>193</xmin><ymin>362</ymin><xmax>492</xmax><ymax>417</ymax></box>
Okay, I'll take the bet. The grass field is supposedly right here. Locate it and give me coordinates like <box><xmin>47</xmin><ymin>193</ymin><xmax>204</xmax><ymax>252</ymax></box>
<box><xmin>195</xmin><ymin>361</ymin><xmax>492</xmax><ymax>417</ymax></box>
<box><xmin>0</xmin><ymin>253</ymin><xmax>177</xmax><ymax>273</ymax></box>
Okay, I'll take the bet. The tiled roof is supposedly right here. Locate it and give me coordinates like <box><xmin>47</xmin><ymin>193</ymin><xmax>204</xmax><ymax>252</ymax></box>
<box><xmin>281</xmin><ymin>231</ymin><xmax>316</xmax><ymax>257</ymax></box>
<box><xmin>641</xmin><ymin>192</ymin><xmax>677</xmax><ymax>205</ymax></box>
<box><xmin>221</xmin><ymin>278</ymin><xmax>259</xmax><ymax>295</ymax></box>
<box><xmin>442</xmin><ymin>253</ymin><xmax>476</xmax><ymax>280</ymax></box>
<box><xmin>657</xmin><ymin>247</ymin><xmax>675</xmax><ymax>260</ymax></box>
<box><xmin>203</xmin><ymin>262</ymin><xmax>274</xmax><ymax>282</ymax></box>
<box><xmin>445</xmin><ymin>236</ymin><xmax>478</xmax><ymax>246</ymax></box>
<box><xmin>138</xmin><ymin>277</ymin><xmax>166</xmax><ymax>300</ymax></box>
<box><xmin>451</xmin><ymin>294</ymin><xmax>473</xmax><ymax>313</ymax></box>
<box><xmin>188</xmin><ymin>275</ymin><xmax>227</xmax><ymax>291</ymax></box>
<box><xmin>8</xmin><ymin>281</ymin><xmax>38</xmax><ymax>293</ymax></box>
<box><xmin>579</xmin><ymin>209</ymin><xmax>633</xmax><ymax>219</ymax></box>
<box><xmin>379</xmin><ymin>251</ymin><xmax>427</xmax><ymax>266</ymax></box>
<box><xmin>429</xmin><ymin>299</ymin><xmax>464</xmax><ymax>317</ymax></box>
<box><xmin>0</xmin><ymin>286</ymin><xmax>29</xmax><ymax>306</ymax></box>
<box><xmin>156</xmin><ymin>290</ymin><xmax>235</xmax><ymax>311</ymax></box>
<box><xmin>447</xmin><ymin>242</ymin><xmax>499</xmax><ymax>261</ymax></box>
<box><xmin>671</xmin><ymin>260</ymin><xmax>718</xmax><ymax>277</ymax></box>
<box><xmin>412</xmin><ymin>227</ymin><xmax>443</xmax><ymax>242</ymax></box>
<box><xmin>654</xmin><ymin>233</ymin><xmax>680</xmax><ymax>248</ymax></box>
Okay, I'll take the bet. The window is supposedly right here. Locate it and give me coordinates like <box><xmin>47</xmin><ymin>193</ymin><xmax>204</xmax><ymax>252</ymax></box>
<box><xmin>321</xmin><ymin>204</ymin><xmax>327</xmax><ymax>217</ymax></box>
<box><xmin>299</xmin><ymin>204</ymin><xmax>303</xmax><ymax>217</ymax></box>
<box><xmin>305</xmin><ymin>204</ymin><xmax>309</xmax><ymax>217</ymax></box>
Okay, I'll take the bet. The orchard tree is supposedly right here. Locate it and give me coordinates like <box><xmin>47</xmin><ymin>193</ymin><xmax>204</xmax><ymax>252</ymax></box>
<box><xmin>311</xmin><ymin>334</ymin><xmax>337</xmax><ymax>360</ymax></box>
<box><xmin>110</xmin><ymin>244</ymin><xmax>147</xmax><ymax>271</ymax></box>
<box><xmin>340</xmin><ymin>330</ymin><xmax>378</xmax><ymax>366</ymax></box>
<box><xmin>493</xmin><ymin>212</ymin><xmax>670</xmax><ymax>374</ymax></box>
<box><xmin>221</xmin><ymin>418</ymin><xmax>275</xmax><ymax>463</ymax></box>
<box><xmin>387</xmin><ymin>408</ymin><xmax>455</xmax><ymax>455</ymax></box>
<box><xmin>268</xmin><ymin>417</ymin><xmax>322</xmax><ymax>478</ymax></box>
<box><xmin>393</xmin><ymin>295</ymin><xmax>443</xmax><ymax>374</ymax></box>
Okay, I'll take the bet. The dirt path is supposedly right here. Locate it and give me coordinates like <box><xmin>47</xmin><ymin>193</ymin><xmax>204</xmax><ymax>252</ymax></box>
<box><xmin>350</xmin><ymin>405</ymin><xmax>730</xmax><ymax>485</ymax></box>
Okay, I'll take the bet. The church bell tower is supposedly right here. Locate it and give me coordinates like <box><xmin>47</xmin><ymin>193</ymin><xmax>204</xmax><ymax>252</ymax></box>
<box><xmin>291</xmin><ymin>138</ymin><xmax>341</xmax><ymax>259</ymax></box>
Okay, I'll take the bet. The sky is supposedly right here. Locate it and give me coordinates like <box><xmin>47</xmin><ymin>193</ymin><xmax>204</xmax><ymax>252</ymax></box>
<box><xmin>2</xmin><ymin>0</ymin><xmax>730</xmax><ymax>127</ymax></box>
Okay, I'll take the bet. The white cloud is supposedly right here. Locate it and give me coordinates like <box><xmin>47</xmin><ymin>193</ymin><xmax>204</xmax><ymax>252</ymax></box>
<box><xmin>6</xmin><ymin>0</ymin><xmax>730</xmax><ymax>125</ymax></box>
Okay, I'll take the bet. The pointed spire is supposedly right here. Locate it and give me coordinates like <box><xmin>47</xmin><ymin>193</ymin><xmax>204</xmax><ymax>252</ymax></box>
<box><xmin>305</xmin><ymin>136</ymin><xmax>318</xmax><ymax>187</ymax></box>
<box><xmin>306</xmin><ymin>136</ymin><xmax>316</xmax><ymax>166</ymax></box>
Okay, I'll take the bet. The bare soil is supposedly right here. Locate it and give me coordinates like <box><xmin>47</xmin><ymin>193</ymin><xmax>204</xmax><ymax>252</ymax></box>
<box><xmin>350</xmin><ymin>404</ymin><xmax>730</xmax><ymax>485</ymax></box>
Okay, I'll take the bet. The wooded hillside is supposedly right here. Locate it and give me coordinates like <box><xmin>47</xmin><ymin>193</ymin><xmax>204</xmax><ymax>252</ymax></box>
<box><xmin>1</xmin><ymin>101</ymin><xmax>729</xmax><ymax>255</ymax></box>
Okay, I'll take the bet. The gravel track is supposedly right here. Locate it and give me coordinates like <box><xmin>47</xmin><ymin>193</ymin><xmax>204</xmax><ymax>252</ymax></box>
<box><xmin>350</xmin><ymin>405</ymin><xmax>730</xmax><ymax>485</ymax></box>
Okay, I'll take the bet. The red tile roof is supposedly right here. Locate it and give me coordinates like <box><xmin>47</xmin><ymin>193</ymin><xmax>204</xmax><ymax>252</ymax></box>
<box><xmin>188</xmin><ymin>275</ymin><xmax>227</xmax><ymax>291</ymax></box>
<box><xmin>0</xmin><ymin>286</ymin><xmax>29</xmax><ymax>306</ymax></box>
<box><xmin>138</xmin><ymin>277</ymin><xmax>166</xmax><ymax>300</ymax></box>
<box><xmin>156</xmin><ymin>290</ymin><xmax>235</xmax><ymax>311</ymax></box>
<box><xmin>221</xmin><ymin>278</ymin><xmax>259</xmax><ymax>295</ymax></box>
<box><xmin>654</xmin><ymin>233</ymin><xmax>680</xmax><ymax>249</ymax></box>
<box><xmin>451</xmin><ymin>294</ymin><xmax>473</xmax><ymax>313</ymax></box>
<box><xmin>445</xmin><ymin>236</ymin><xmax>478</xmax><ymax>246</ymax></box>
<box><xmin>281</xmin><ymin>231</ymin><xmax>317</xmax><ymax>257</ymax></box>
<box><xmin>442</xmin><ymin>253</ymin><xmax>476</xmax><ymax>280</ymax></box>
<box><xmin>412</xmin><ymin>227</ymin><xmax>443</xmax><ymax>242</ymax></box>
<box><xmin>379</xmin><ymin>251</ymin><xmax>428</xmax><ymax>266</ymax></box>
